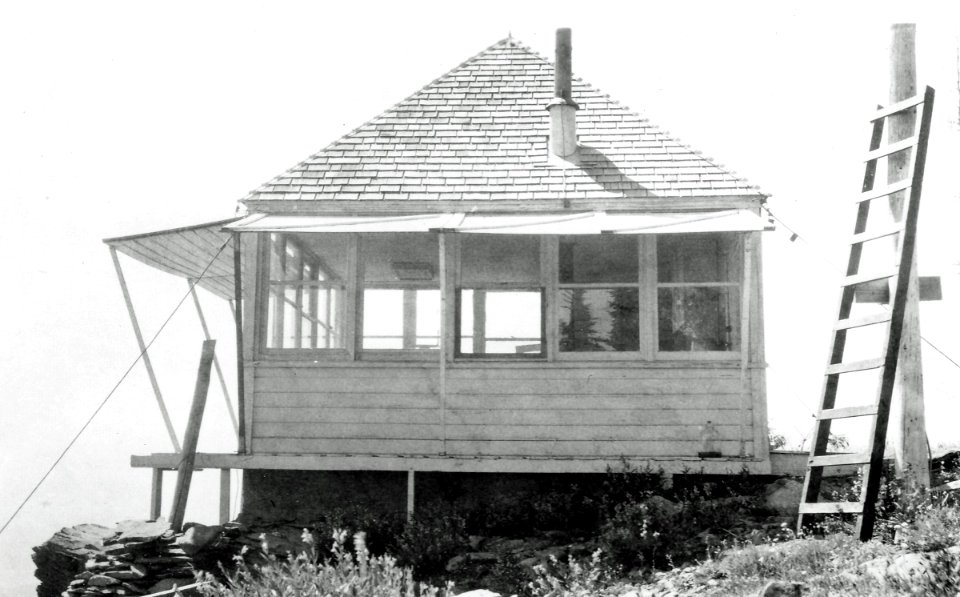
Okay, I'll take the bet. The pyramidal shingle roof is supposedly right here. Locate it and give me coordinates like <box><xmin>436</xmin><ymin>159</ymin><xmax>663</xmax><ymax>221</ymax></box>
<box><xmin>242</xmin><ymin>38</ymin><xmax>764</xmax><ymax>212</ymax></box>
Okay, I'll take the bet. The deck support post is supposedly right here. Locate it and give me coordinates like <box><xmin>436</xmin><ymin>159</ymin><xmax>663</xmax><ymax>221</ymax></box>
<box><xmin>219</xmin><ymin>469</ymin><xmax>231</xmax><ymax>524</ymax></box>
<box><xmin>188</xmin><ymin>280</ymin><xmax>239</xmax><ymax>436</ymax></box>
<box><xmin>406</xmin><ymin>469</ymin><xmax>415</xmax><ymax>523</ymax></box>
<box><xmin>150</xmin><ymin>468</ymin><xmax>163</xmax><ymax>521</ymax></box>
<box><xmin>738</xmin><ymin>233</ymin><xmax>754</xmax><ymax>457</ymax></box>
<box><xmin>438</xmin><ymin>233</ymin><xmax>448</xmax><ymax>455</ymax></box>
<box><xmin>110</xmin><ymin>247</ymin><xmax>182</xmax><ymax>453</ymax></box>
<box><xmin>234</xmin><ymin>233</ymin><xmax>247</xmax><ymax>454</ymax></box>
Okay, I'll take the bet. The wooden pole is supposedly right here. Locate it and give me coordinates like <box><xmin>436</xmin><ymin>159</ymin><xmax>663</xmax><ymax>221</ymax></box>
<box><xmin>406</xmin><ymin>469</ymin><xmax>415</xmax><ymax>523</ymax></box>
<box><xmin>438</xmin><ymin>233</ymin><xmax>448</xmax><ymax>455</ymax></box>
<box><xmin>188</xmin><ymin>280</ymin><xmax>239</xmax><ymax>435</ymax></box>
<box><xmin>150</xmin><ymin>469</ymin><xmax>163</xmax><ymax>521</ymax></box>
<box><xmin>233</xmin><ymin>233</ymin><xmax>246</xmax><ymax>454</ymax></box>
<box><xmin>169</xmin><ymin>340</ymin><xmax>216</xmax><ymax>532</ymax></box>
<box><xmin>110</xmin><ymin>247</ymin><xmax>181</xmax><ymax>453</ymax></box>
<box><xmin>888</xmin><ymin>23</ymin><xmax>930</xmax><ymax>487</ymax></box>
<box><xmin>218</xmin><ymin>469</ymin><xmax>231</xmax><ymax>524</ymax></box>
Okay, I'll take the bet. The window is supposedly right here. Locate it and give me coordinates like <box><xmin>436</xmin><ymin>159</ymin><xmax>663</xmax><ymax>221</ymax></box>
<box><xmin>264</xmin><ymin>233</ymin><xmax>348</xmax><ymax>349</ymax></box>
<box><xmin>361</xmin><ymin>234</ymin><xmax>440</xmax><ymax>351</ymax></box>
<box><xmin>558</xmin><ymin>236</ymin><xmax>640</xmax><ymax>352</ymax></box>
<box><xmin>657</xmin><ymin>233</ymin><xmax>740</xmax><ymax>352</ymax></box>
<box><xmin>456</xmin><ymin>235</ymin><xmax>544</xmax><ymax>357</ymax></box>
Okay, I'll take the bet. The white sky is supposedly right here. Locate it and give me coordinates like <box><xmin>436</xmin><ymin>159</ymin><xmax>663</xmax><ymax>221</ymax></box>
<box><xmin>2</xmin><ymin>1</ymin><xmax>959</xmax><ymax>592</ymax></box>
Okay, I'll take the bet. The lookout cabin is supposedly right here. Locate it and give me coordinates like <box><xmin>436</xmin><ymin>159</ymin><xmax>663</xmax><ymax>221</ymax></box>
<box><xmin>106</xmin><ymin>31</ymin><xmax>773</xmax><ymax>521</ymax></box>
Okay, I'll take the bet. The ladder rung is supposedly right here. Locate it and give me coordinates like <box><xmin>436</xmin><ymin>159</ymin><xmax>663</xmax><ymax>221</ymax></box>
<box><xmin>799</xmin><ymin>501</ymin><xmax>865</xmax><ymax>514</ymax></box>
<box><xmin>843</xmin><ymin>270</ymin><xmax>898</xmax><ymax>287</ymax></box>
<box><xmin>864</xmin><ymin>136</ymin><xmax>919</xmax><ymax>162</ymax></box>
<box><xmin>851</xmin><ymin>226</ymin><xmax>904</xmax><ymax>245</ymax></box>
<box><xmin>809</xmin><ymin>453</ymin><xmax>871</xmax><ymax>467</ymax></box>
<box><xmin>820</xmin><ymin>405</ymin><xmax>878</xmax><ymax>420</ymax></box>
<box><xmin>835</xmin><ymin>312</ymin><xmax>892</xmax><ymax>330</ymax></box>
<box><xmin>856</xmin><ymin>179</ymin><xmax>912</xmax><ymax>203</ymax></box>
<box><xmin>870</xmin><ymin>94</ymin><xmax>925</xmax><ymax>122</ymax></box>
<box><xmin>825</xmin><ymin>358</ymin><xmax>885</xmax><ymax>375</ymax></box>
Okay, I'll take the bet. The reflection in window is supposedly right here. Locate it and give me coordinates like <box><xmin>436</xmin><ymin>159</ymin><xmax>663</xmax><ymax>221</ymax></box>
<box><xmin>457</xmin><ymin>235</ymin><xmax>544</xmax><ymax>357</ymax></box>
<box><xmin>458</xmin><ymin>290</ymin><xmax>543</xmax><ymax>355</ymax></box>
<box><xmin>558</xmin><ymin>236</ymin><xmax>641</xmax><ymax>352</ymax></box>
<box><xmin>265</xmin><ymin>233</ymin><xmax>346</xmax><ymax>349</ymax></box>
<box><xmin>657</xmin><ymin>233</ymin><xmax>740</xmax><ymax>352</ymax></box>
<box><xmin>361</xmin><ymin>233</ymin><xmax>440</xmax><ymax>351</ymax></box>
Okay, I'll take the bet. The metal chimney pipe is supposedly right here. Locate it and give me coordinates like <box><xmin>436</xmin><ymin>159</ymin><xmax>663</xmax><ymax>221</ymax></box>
<box><xmin>546</xmin><ymin>28</ymin><xmax>579</xmax><ymax>160</ymax></box>
<box><xmin>555</xmin><ymin>28</ymin><xmax>573</xmax><ymax>102</ymax></box>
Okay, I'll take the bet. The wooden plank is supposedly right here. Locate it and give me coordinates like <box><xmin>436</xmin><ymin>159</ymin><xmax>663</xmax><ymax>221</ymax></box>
<box><xmin>819</xmin><ymin>405</ymin><xmax>878</xmax><ymax>420</ymax></box>
<box><xmin>255</xmin><ymin>392</ymin><xmax>438</xmax><ymax>409</ymax></box>
<box><xmin>168</xmin><ymin>340</ymin><xmax>216</xmax><ymax>532</ymax></box>
<box><xmin>251</xmin><ymin>437</ymin><xmax>442</xmax><ymax>455</ymax></box>
<box><xmin>407</xmin><ymin>470</ymin><xmax>415</xmax><ymax>522</ymax></box>
<box><xmin>446</xmin><ymin>407</ymin><xmax>744</xmax><ymax>426</ymax></box>
<box><xmin>252</xmin><ymin>361</ymin><xmax>744</xmax><ymax>376</ymax></box>
<box><xmin>110</xmin><ymin>247</ymin><xmax>181</xmax><ymax>453</ymax></box>
<box><xmin>799</xmin><ymin>502</ymin><xmax>864</xmax><ymax>514</ymax></box>
<box><xmin>255</xmin><ymin>406</ymin><xmax>441</xmax><ymax>424</ymax></box>
<box><xmin>233</xmin><ymin>234</ymin><xmax>246</xmax><ymax>453</ymax></box>
<box><xmin>855</xmin><ymin>179</ymin><xmax>912</xmax><ymax>204</ymax></box>
<box><xmin>842</xmin><ymin>270</ymin><xmax>898</xmax><ymax>288</ymax></box>
<box><xmin>850</xmin><ymin>225</ymin><xmax>903</xmax><ymax>245</ymax></box>
<box><xmin>255</xmin><ymin>422</ymin><xmax>441</xmax><ymax>440</ymax></box>
<box><xmin>809</xmin><ymin>453</ymin><xmax>870</xmax><ymax>467</ymax></box>
<box><xmin>835</xmin><ymin>312</ymin><xmax>891</xmax><ymax>330</ymax></box>
<box><xmin>824</xmin><ymin>358</ymin><xmax>885</xmax><ymax>375</ymax></box>
<box><xmin>863</xmin><ymin>136</ymin><xmax>918</xmax><ymax>162</ymax></box>
<box><xmin>219</xmin><ymin>469</ymin><xmax>230</xmax><ymax>524</ymax></box>
<box><xmin>132</xmin><ymin>451</ymin><xmax>771</xmax><ymax>475</ymax></box>
<box><xmin>869</xmin><ymin>93</ymin><xmax>925</xmax><ymax>121</ymax></box>
<box><xmin>443</xmin><ymin>439</ymin><xmax>750</xmax><ymax>458</ymax></box>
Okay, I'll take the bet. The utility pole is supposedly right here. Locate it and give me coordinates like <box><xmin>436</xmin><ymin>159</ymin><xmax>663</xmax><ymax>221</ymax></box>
<box><xmin>888</xmin><ymin>23</ymin><xmax>930</xmax><ymax>488</ymax></box>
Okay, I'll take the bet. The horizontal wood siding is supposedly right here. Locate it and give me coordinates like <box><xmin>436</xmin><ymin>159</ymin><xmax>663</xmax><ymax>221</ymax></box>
<box><xmin>251</xmin><ymin>363</ymin><xmax>755</xmax><ymax>458</ymax></box>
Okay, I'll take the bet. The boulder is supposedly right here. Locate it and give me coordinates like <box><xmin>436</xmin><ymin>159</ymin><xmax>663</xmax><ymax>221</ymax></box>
<box><xmin>107</xmin><ymin>519</ymin><xmax>171</xmax><ymax>545</ymax></box>
<box><xmin>455</xmin><ymin>590</ymin><xmax>500</xmax><ymax>597</ymax></box>
<box><xmin>764</xmin><ymin>478</ymin><xmax>803</xmax><ymax>516</ymax></box>
<box><xmin>148</xmin><ymin>577</ymin><xmax>198</xmax><ymax>595</ymax></box>
<box><xmin>177</xmin><ymin>524</ymin><xmax>224</xmax><ymax>556</ymax></box>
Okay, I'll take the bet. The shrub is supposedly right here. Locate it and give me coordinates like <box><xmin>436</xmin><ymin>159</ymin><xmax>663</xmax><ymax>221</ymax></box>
<box><xmin>392</xmin><ymin>509</ymin><xmax>467</xmax><ymax>578</ymax></box>
<box><xmin>528</xmin><ymin>550</ymin><xmax>617</xmax><ymax>597</ymax></box>
<box><xmin>198</xmin><ymin>530</ymin><xmax>452</xmax><ymax>597</ymax></box>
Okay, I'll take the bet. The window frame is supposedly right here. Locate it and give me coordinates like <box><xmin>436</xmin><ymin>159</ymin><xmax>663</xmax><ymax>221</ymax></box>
<box><xmin>256</xmin><ymin>232</ymin><xmax>356</xmax><ymax>360</ymax></box>
<box><xmin>652</xmin><ymin>233</ymin><xmax>743</xmax><ymax>361</ymax></box>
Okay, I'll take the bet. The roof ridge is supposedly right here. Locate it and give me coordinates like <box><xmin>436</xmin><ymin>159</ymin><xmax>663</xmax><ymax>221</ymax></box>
<box><xmin>242</xmin><ymin>38</ymin><xmax>529</xmax><ymax>201</ymax></box>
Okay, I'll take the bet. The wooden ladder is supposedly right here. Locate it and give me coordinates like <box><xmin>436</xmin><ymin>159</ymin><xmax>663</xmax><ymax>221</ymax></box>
<box><xmin>797</xmin><ymin>86</ymin><xmax>935</xmax><ymax>541</ymax></box>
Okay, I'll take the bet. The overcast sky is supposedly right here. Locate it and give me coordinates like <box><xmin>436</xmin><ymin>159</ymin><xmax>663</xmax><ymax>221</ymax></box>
<box><xmin>2</xmin><ymin>2</ymin><xmax>959</xmax><ymax>593</ymax></box>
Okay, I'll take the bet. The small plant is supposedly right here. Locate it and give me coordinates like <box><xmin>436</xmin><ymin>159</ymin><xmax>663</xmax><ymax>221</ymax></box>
<box><xmin>198</xmin><ymin>530</ymin><xmax>452</xmax><ymax>597</ymax></box>
<box><xmin>392</xmin><ymin>509</ymin><xmax>468</xmax><ymax>578</ymax></box>
<box><xmin>528</xmin><ymin>550</ymin><xmax>617</xmax><ymax>597</ymax></box>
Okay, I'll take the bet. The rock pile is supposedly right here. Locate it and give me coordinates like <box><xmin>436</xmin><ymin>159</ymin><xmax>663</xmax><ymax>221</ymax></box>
<box><xmin>33</xmin><ymin>524</ymin><xmax>115</xmax><ymax>597</ymax></box>
<box><xmin>60</xmin><ymin>520</ymin><xmax>195</xmax><ymax>597</ymax></box>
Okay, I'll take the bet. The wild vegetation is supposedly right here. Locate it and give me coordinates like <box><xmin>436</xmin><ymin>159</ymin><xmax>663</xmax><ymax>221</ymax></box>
<box><xmin>197</xmin><ymin>462</ymin><xmax>960</xmax><ymax>597</ymax></box>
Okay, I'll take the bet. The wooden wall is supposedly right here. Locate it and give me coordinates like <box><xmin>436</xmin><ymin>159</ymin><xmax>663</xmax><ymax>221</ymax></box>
<box><xmin>250</xmin><ymin>361</ymin><xmax>759</xmax><ymax>458</ymax></box>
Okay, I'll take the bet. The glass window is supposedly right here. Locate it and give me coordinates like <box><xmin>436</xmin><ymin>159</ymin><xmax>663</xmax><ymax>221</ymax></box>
<box><xmin>558</xmin><ymin>236</ymin><xmax>641</xmax><ymax>352</ymax></box>
<box><xmin>361</xmin><ymin>233</ymin><xmax>440</xmax><ymax>351</ymax></box>
<box><xmin>265</xmin><ymin>233</ymin><xmax>348</xmax><ymax>349</ymax></box>
<box><xmin>657</xmin><ymin>233</ymin><xmax>741</xmax><ymax>352</ymax></box>
<box><xmin>457</xmin><ymin>235</ymin><xmax>544</xmax><ymax>357</ymax></box>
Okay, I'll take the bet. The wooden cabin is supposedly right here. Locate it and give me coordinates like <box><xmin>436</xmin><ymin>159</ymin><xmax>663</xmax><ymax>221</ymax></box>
<box><xmin>110</xmin><ymin>32</ymin><xmax>772</xmax><ymax>520</ymax></box>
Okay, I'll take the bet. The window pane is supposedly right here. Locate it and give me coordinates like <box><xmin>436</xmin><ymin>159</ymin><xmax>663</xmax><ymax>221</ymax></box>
<box><xmin>559</xmin><ymin>288</ymin><xmax>640</xmax><ymax>352</ymax></box>
<box><xmin>362</xmin><ymin>289</ymin><xmax>404</xmax><ymax>349</ymax></box>
<box><xmin>459</xmin><ymin>289</ymin><xmax>543</xmax><ymax>355</ymax></box>
<box><xmin>658</xmin><ymin>287</ymin><xmax>740</xmax><ymax>351</ymax></box>
<box><xmin>559</xmin><ymin>236</ymin><xmax>637</xmax><ymax>283</ymax></box>
<box><xmin>264</xmin><ymin>232</ymin><xmax>347</xmax><ymax>349</ymax></box>
<box><xmin>461</xmin><ymin>235</ymin><xmax>540</xmax><ymax>285</ymax></box>
<box><xmin>362</xmin><ymin>288</ymin><xmax>440</xmax><ymax>350</ymax></box>
<box><xmin>657</xmin><ymin>233</ymin><xmax>739</xmax><ymax>283</ymax></box>
<box><xmin>362</xmin><ymin>233</ymin><xmax>438</xmax><ymax>283</ymax></box>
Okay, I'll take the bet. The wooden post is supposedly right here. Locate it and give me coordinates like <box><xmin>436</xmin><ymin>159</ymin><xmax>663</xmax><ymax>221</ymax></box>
<box><xmin>219</xmin><ymin>469</ymin><xmax>231</xmax><ymax>524</ymax></box>
<box><xmin>888</xmin><ymin>23</ymin><xmax>930</xmax><ymax>487</ymax></box>
<box><xmin>233</xmin><ymin>233</ymin><xmax>246</xmax><ymax>454</ymax></box>
<box><xmin>438</xmin><ymin>233</ymin><xmax>448</xmax><ymax>455</ymax></box>
<box><xmin>738</xmin><ymin>233</ymin><xmax>753</xmax><ymax>457</ymax></box>
<box><xmin>169</xmin><ymin>340</ymin><xmax>216</xmax><ymax>532</ymax></box>
<box><xmin>406</xmin><ymin>469</ymin><xmax>415</xmax><ymax>523</ymax></box>
<box><xmin>110</xmin><ymin>247</ymin><xmax>181</xmax><ymax>453</ymax></box>
<box><xmin>150</xmin><ymin>469</ymin><xmax>163</xmax><ymax>521</ymax></box>
<box><xmin>189</xmin><ymin>281</ymin><xmax>239</xmax><ymax>436</ymax></box>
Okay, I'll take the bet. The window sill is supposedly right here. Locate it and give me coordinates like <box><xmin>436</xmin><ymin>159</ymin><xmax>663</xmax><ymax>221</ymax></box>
<box><xmin>360</xmin><ymin>350</ymin><xmax>441</xmax><ymax>362</ymax></box>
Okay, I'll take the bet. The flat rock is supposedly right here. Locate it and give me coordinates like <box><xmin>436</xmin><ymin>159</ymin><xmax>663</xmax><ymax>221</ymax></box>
<box><xmin>87</xmin><ymin>574</ymin><xmax>120</xmax><ymax>587</ymax></box>
<box><xmin>176</xmin><ymin>524</ymin><xmax>223</xmax><ymax>556</ymax></box>
<box><xmin>758</xmin><ymin>580</ymin><xmax>804</xmax><ymax>596</ymax></box>
<box><xmin>106</xmin><ymin>520</ymin><xmax>171</xmax><ymax>545</ymax></box>
<box><xmin>455</xmin><ymin>590</ymin><xmax>500</xmax><ymax>597</ymax></box>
